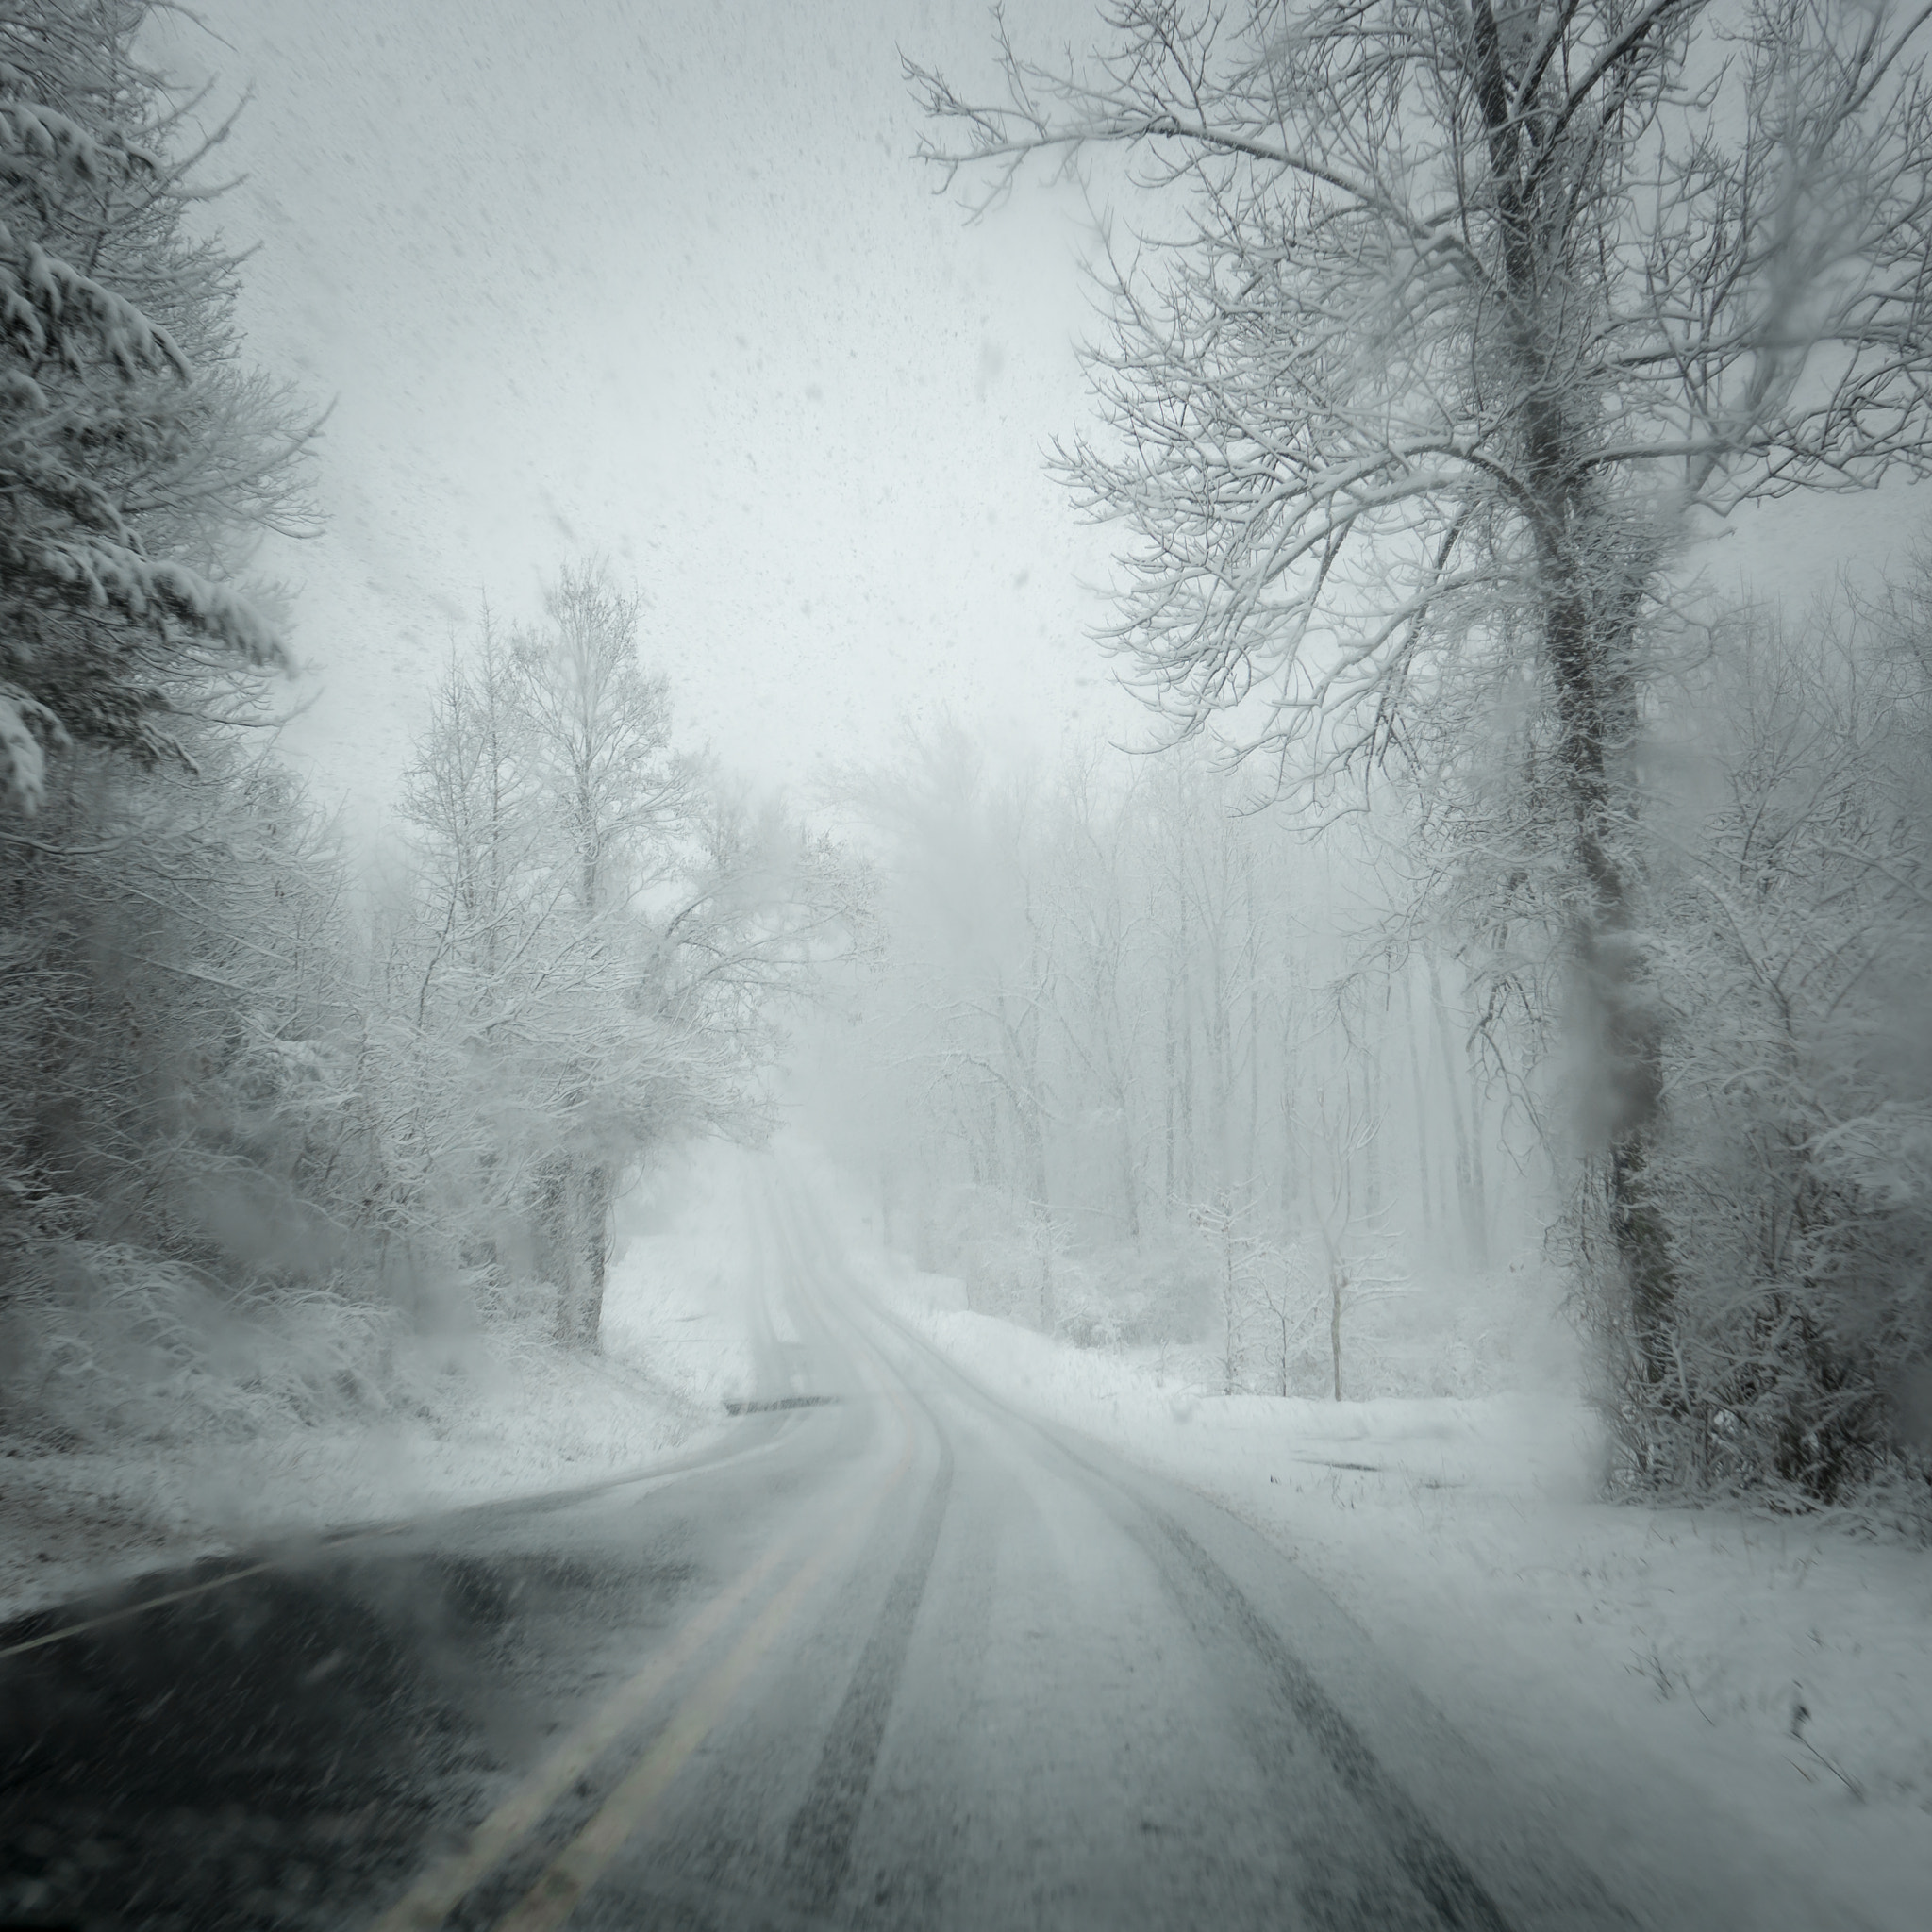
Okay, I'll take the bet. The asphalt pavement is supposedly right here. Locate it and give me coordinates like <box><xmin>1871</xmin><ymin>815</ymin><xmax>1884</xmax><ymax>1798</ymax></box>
<box><xmin>0</xmin><ymin>1169</ymin><xmax>1866</xmax><ymax>1931</ymax></box>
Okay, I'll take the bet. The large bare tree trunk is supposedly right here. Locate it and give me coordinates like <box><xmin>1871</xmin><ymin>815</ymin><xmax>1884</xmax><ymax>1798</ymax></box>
<box><xmin>1469</xmin><ymin>0</ymin><xmax>1670</xmax><ymax>1364</ymax></box>
<box><xmin>1544</xmin><ymin>577</ymin><xmax>1673</xmax><ymax>1387</ymax></box>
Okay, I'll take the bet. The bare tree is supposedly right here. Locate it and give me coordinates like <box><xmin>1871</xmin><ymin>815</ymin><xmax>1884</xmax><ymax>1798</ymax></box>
<box><xmin>1254</xmin><ymin>1234</ymin><xmax>1321</xmax><ymax>1397</ymax></box>
<box><xmin>1622</xmin><ymin>593</ymin><xmax>1932</xmax><ymax>1496</ymax></box>
<box><xmin>1307</xmin><ymin>1079</ymin><xmax>1379</xmax><ymax>1401</ymax></box>
<box><xmin>1191</xmin><ymin>1181</ymin><xmax>1261</xmax><ymax>1393</ymax></box>
<box><xmin>1044</xmin><ymin>757</ymin><xmax>1153</xmax><ymax>1243</ymax></box>
<box><xmin>397</xmin><ymin>568</ymin><xmax>868</xmax><ymax>1351</ymax></box>
<box><xmin>911</xmin><ymin>0</ymin><xmax>1932</xmax><ymax>1406</ymax></box>
<box><xmin>399</xmin><ymin>619</ymin><xmax>550</xmax><ymax>1008</ymax></box>
<box><xmin>509</xmin><ymin>561</ymin><xmax>696</xmax><ymax>1344</ymax></box>
<box><xmin>395</xmin><ymin>574</ymin><xmax>693</xmax><ymax>1349</ymax></box>
<box><xmin>516</xmin><ymin>560</ymin><xmax>689</xmax><ymax>921</ymax></box>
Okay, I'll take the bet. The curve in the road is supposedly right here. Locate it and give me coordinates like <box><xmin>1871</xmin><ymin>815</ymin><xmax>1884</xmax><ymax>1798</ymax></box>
<box><xmin>6</xmin><ymin>1153</ymin><xmax>1858</xmax><ymax>1932</ymax></box>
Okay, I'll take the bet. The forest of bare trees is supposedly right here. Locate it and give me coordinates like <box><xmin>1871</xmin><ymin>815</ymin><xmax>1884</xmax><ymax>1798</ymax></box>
<box><xmin>882</xmin><ymin>0</ymin><xmax>1932</xmax><ymax>1511</ymax></box>
<box><xmin>814</xmin><ymin>728</ymin><xmax>1523</xmax><ymax>1405</ymax></box>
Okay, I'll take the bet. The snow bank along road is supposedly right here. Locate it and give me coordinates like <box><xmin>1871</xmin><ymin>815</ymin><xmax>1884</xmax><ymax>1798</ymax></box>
<box><xmin>0</xmin><ymin>1168</ymin><xmax>1866</xmax><ymax>1931</ymax></box>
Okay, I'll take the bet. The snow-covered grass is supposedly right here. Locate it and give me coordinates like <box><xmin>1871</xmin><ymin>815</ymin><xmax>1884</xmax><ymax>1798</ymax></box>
<box><xmin>0</xmin><ymin>1143</ymin><xmax>757</xmax><ymax>1624</ymax></box>
<box><xmin>798</xmin><ymin>1151</ymin><xmax>1932</xmax><ymax>1932</ymax></box>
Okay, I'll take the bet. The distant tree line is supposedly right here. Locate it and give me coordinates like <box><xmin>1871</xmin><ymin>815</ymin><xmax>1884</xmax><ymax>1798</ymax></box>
<box><xmin>821</xmin><ymin>730</ymin><xmax>1515</xmax><ymax>1404</ymax></box>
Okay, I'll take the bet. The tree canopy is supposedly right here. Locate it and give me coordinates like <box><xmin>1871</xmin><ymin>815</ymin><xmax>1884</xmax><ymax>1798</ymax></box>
<box><xmin>912</xmin><ymin>2</ymin><xmax>1932</xmax><ymax>775</ymax></box>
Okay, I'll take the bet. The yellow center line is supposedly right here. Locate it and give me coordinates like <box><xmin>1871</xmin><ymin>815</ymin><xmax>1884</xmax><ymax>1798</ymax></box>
<box><xmin>0</xmin><ymin>1432</ymin><xmax>797</xmax><ymax>1666</ymax></box>
<box><xmin>0</xmin><ymin>1557</ymin><xmax>293</xmax><ymax>1662</ymax></box>
<box><xmin>365</xmin><ymin>1516</ymin><xmax>812</xmax><ymax>1932</ymax></box>
<box><xmin>490</xmin><ymin>1389</ymin><xmax>922</xmax><ymax>1932</ymax></box>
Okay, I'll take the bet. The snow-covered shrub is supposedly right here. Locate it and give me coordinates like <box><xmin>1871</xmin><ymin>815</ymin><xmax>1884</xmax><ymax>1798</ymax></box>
<box><xmin>0</xmin><ymin>748</ymin><xmax>423</xmax><ymax>1444</ymax></box>
<box><xmin>1053</xmin><ymin>1237</ymin><xmax>1219</xmax><ymax>1350</ymax></box>
<box><xmin>1585</xmin><ymin>606</ymin><xmax>1932</xmax><ymax>1511</ymax></box>
<box><xmin>0</xmin><ymin>1242</ymin><xmax>412</xmax><ymax>1448</ymax></box>
<box><xmin>918</xmin><ymin>1183</ymin><xmax>1216</xmax><ymax>1345</ymax></box>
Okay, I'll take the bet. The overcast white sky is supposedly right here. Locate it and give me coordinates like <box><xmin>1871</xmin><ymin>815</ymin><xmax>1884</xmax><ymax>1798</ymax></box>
<box><xmin>159</xmin><ymin>1</ymin><xmax>1928</xmax><ymax>819</ymax></box>
<box><xmin>157</xmin><ymin>0</ymin><xmax>1138</xmax><ymax>813</ymax></box>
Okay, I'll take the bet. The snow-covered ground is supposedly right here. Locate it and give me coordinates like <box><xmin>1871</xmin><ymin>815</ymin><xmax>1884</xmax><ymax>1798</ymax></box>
<box><xmin>800</xmin><ymin>1157</ymin><xmax>1932</xmax><ymax>1932</ymax></box>
<box><xmin>0</xmin><ymin>1144</ymin><xmax>757</xmax><ymax>1624</ymax></box>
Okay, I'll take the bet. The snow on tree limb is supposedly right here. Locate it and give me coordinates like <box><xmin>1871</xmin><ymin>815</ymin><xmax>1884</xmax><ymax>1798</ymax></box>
<box><xmin>0</xmin><ymin>0</ymin><xmax>306</xmax><ymax>812</ymax></box>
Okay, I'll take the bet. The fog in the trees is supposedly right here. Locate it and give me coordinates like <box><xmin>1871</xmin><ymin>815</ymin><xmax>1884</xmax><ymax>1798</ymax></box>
<box><xmin>5</xmin><ymin>6</ymin><xmax>1931</xmax><ymax>1930</ymax></box>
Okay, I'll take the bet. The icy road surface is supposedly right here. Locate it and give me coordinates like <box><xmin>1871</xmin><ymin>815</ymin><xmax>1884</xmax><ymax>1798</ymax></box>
<box><xmin>0</xmin><ymin>1168</ymin><xmax>1864</xmax><ymax>1931</ymax></box>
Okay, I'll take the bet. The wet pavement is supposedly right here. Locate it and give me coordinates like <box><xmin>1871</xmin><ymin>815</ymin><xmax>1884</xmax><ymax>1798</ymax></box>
<box><xmin>0</xmin><ymin>1173</ymin><xmax>1863</xmax><ymax>1931</ymax></box>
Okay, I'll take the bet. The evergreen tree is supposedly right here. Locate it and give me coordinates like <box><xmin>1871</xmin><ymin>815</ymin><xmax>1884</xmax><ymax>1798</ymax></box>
<box><xmin>1</xmin><ymin>0</ymin><xmax>312</xmax><ymax>812</ymax></box>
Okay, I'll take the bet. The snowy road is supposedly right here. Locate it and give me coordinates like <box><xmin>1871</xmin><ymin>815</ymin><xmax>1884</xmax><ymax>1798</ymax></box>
<box><xmin>0</xmin><ymin>1168</ymin><xmax>1866</xmax><ymax>1931</ymax></box>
